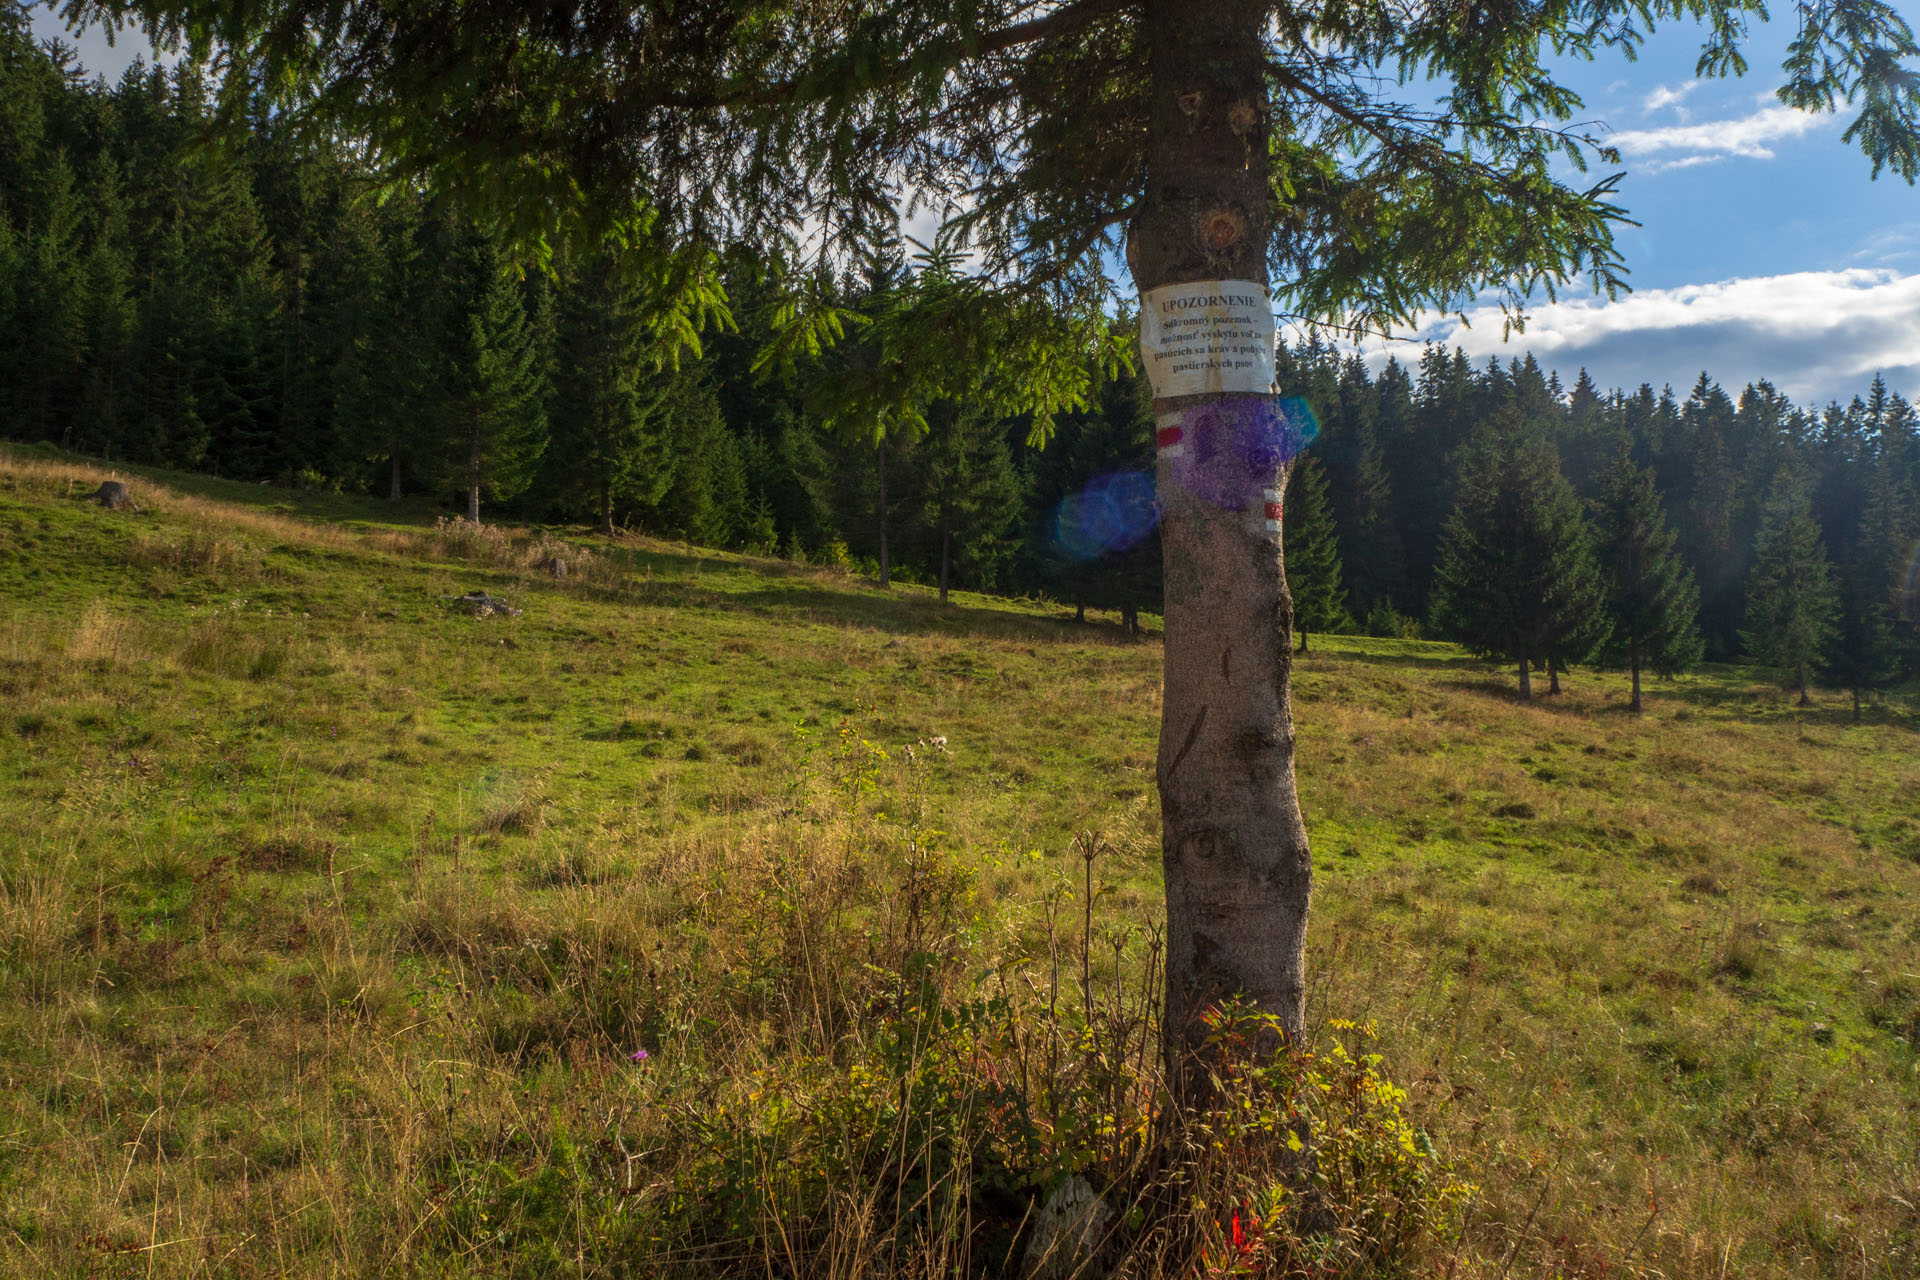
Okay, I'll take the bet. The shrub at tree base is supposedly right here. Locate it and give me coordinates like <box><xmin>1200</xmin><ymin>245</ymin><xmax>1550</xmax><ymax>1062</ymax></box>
<box><xmin>396</xmin><ymin>726</ymin><xmax>1477</xmax><ymax>1278</ymax></box>
<box><xmin>439</xmin><ymin>996</ymin><xmax>1474</xmax><ymax>1278</ymax></box>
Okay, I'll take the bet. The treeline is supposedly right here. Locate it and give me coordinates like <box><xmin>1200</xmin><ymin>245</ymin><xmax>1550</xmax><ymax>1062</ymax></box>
<box><xmin>0</xmin><ymin>17</ymin><xmax>1152</xmax><ymax>610</ymax></box>
<box><xmin>1279</xmin><ymin>341</ymin><xmax>1919</xmax><ymax>709</ymax></box>
<box><xmin>2</xmin><ymin>15</ymin><xmax>1916</xmax><ymax>704</ymax></box>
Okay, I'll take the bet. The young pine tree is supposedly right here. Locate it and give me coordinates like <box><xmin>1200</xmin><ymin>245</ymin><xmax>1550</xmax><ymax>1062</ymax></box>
<box><xmin>1741</xmin><ymin>474</ymin><xmax>1839</xmax><ymax>706</ymax></box>
<box><xmin>442</xmin><ymin>238</ymin><xmax>547</xmax><ymax>522</ymax></box>
<box><xmin>1430</xmin><ymin>422</ymin><xmax>1609</xmax><ymax>701</ymax></box>
<box><xmin>1594</xmin><ymin>451</ymin><xmax>1704</xmax><ymax>711</ymax></box>
<box><xmin>1282</xmin><ymin>454</ymin><xmax>1351</xmax><ymax>652</ymax></box>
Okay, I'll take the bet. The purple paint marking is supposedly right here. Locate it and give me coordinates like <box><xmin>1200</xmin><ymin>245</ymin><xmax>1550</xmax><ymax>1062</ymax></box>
<box><xmin>1159</xmin><ymin>397</ymin><xmax>1317</xmax><ymax>509</ymax></box>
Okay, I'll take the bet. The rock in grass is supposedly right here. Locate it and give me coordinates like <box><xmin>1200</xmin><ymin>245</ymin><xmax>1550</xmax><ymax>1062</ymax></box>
<box><xmin>546</xmin><ymin>555</ymin><xmax>568</xmax><ymax>579</ymax></box>
<box><xmin>1023</xmin><ymin>1174</ymin><xmax>1113</xmax><ymax>1279</ymax></box>
<box><xmin>91</xmin><ymin>480</ymin><xmax>131</xmax><ymax>510</ymax></box>
<box><xmin>444</xmin><ymin>591</ymin><xmax>522</xmax><ymax>618</ymax></box>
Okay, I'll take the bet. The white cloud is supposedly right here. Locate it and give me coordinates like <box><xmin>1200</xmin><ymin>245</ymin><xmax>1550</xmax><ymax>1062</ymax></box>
<box><xmin>1608</xmin><ymin>104</ymin><xmax>1829</xmax><ymax>163</ymax></box>
<box><xmin>1643</xmin><ymin>153</ymin><xmax>1725</xmax><ymax>175</ymax></box>
<box><xmin>1353</xmin><ymin>269</ymin><xmax>1920</xmax><ymax>407</ymax></box>
<box><xmin>1642</xmin><ymin>80</ymin><xmax>1699</xmax><ymax>118</ymax></box>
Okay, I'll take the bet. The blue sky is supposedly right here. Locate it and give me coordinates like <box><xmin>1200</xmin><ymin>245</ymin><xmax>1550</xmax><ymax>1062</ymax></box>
<box><xmin>32</xmin><ymin>2</ymin><xmax>1920</xmax><ymax>410</ymax></box>
<box><xmin>1348</xmin><ymin>11</ymin><xmax>1920</xmax><ymax>410</ymax></box>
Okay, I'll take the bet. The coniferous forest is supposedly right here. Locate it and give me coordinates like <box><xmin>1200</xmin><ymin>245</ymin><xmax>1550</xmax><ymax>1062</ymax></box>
<box><xmin>4</xmin><ymin>12</ymin><xmax>1917</xmax><ymax>700</ymax></box>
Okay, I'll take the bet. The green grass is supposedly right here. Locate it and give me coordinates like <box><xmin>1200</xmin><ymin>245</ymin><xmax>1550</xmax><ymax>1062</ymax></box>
<box><xmin>1</xmin><ymin>444</ymin><xmax>1917</xmax><ymax>1277</ymax></box>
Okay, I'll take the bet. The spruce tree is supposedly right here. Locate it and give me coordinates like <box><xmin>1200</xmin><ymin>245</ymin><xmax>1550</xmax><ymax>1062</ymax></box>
<box><xmin>1282</xmin><ymin>453</ymin><xmax>1350</xmax><ymax>652</ymax></box>
<box><xmin>1017</xmin><ymin>357</ymin><xmax>1159</xmax><ymax>629</ymax></box>
<box><xmin>1823</xmin><ymin>554</ymin><xmax>1899</xmax><ymax>721</ymax></box>
<box><xmin>545</xmin><ymin>252</ymin><xmax>670</xmax><ymax>535</ymax></box>
<box><xmin>1329</xmin><ymin>355</ymin><xmax>1404</xmax><ymax>616</ymax></box>
<box><xmin>1430</xmin><ymin>421</ymin><xmax>1609</xmax><ymax>701</ymax></box>
<box><xmin>1594</xmin><ymin>451</ymin><xmax>1704</xmax><ymax>711</ymax></box>
<box><xmin>442</xmin><ymin>237</ymin><xmax>547</xmax><ymax>522</ymax></box>
<box><xmin>336</xmin><ymin>208</ymin><xmax>440</xmax><ymax>498</ymax></box>
<box><xmin>74</xmin><ymin>155</ymin><xmax>138</xmax><ymax>459</ymax></box>
<box><xmin>130</xmin><ymin>221</ymin><xmax>210</xmax><ymax>468</ymax></box>
<box><xmin>18</xmin><ymin>151</ymin><xmax>88</xmax><ymax>444</ymax></box>
<box><xmin>648</xmin><ymin>372</ymin><xmax>747</xmax><ymax>548</ymax></box>
<box><xmin>1741</xmin><ymin>474</ymin><xmax>1840</xmax><ymax>706</ymax></box>
<box><xmin>920</xmin><ymin>401</ymin><xmax>1021</xmax><ymax>601</ymax></box>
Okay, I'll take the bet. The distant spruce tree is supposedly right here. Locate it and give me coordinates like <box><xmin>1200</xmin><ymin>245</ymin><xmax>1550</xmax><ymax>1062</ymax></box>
<box><xmin>18</xmin><ymin>153</ymin><xmax>88</xmax><ymax>444</ymax></box>
<box><xmin>920</xmin><ymin>401</ymin><xmax>1021</xmax><ymax>601</ymax></box>
<box><xmin>441</xmin><ymin>237</ymin><xmax>547</xmax><ymax>522</ymax></box>
<box><xmin>1594</xmin><ymin>450</ymin><xmax>1703</xmax><ymax>711</ymax></box>
<box><xmin>545</xmin><ymin>252</ymin><xmax>670</xmax><ymax>535</ymax></box>
<box><xmin>310</xmin><ymin>204</ymin><xmax>395</xmax><ymax>491</ymax></box>
<box><xmin>1741</xmin><ymin>473</ymin><xmax>1839</xmax><ymax>706</ymax></box>
<box><xmin>1283</xmin><ymin>453</ymin><xmax>1351</xmax><ymax>652</ymax></box>
<box><xmin>648</xmin><ymin>372</ymin><xmax>749</xmax><ymax>548</ymax></box>
<box><xmin>1823</xmin><ymin>554</ymin><xmax>1899</xmax><ymax>721</ymax></box>
<box><xmin>1430</xmin><ymin>421</ymin><xmax>1609</xmax><ymax>701</ymax></box>
<box><xmin>1017</xmin><ymin>360</ymin><xmax>1160</xmax><ymax>631</ymax></box>
<box><xmin>74</xmin><ymin>156</ymin><xmax>137</xmax><ymax>459</ymax></box>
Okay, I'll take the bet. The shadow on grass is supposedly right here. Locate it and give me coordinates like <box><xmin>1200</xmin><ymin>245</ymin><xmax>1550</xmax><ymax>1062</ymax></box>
<box><xmin>723</xmin><ymin>582</ymin><xmax>1151</xmax><ymax>644</ymax></box>
<box><xmin>12</xmin><ymin>439</ymin><xmax>448</xmax><ymax>530</ymax></box>
<box><xmin>1312</xmin><ymin>643</ymin><xmax>1484</xmax><ymax>674</ymax></box>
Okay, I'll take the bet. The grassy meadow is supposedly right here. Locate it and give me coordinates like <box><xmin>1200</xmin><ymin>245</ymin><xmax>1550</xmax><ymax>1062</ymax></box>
<box><xmin>1</xmin><ymin>444</ymin><xmax>1917</xmax><ymax>1278</ymax></box>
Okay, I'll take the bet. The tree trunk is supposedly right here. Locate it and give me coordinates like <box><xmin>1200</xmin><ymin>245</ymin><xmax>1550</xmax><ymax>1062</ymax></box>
<box><xmin>1852</xmin><ymin>687</ymin><xmax>1861</xmax><ymax>722</ymax></box>
<box><xmin>389</xmin><ymin>453</ymin><xmax>403</xmax><ymax>502</ymax></box>
<box><xmin>1075</xmin><ymin>601</ymin><xmax>1086</xmax><ymax>624</ymax></box>
<box><xmin>1518</xmin><ymin>654</ymin><xmax>1533</xmax><ymax>702</ymax></box>
<box><xmin>1138</xmin><ymin>0</ymin><xmax>1309</xmax><ymax>1076</ymax></box>
<box><xmin>876</xmin><ymin>443</ymin><xmax>890</xmax><ymax>590</ymax></box>
<box><xmin>939</xmin><ymin>516</ymin><xmax>951</xmax><ymax>603</ymax></box>
<box><xmin>467</xmin><ymin>435</ymin><xmax>482</xmax><ymax>523</ymax></box>
<box><xmin>1548</xmin><ymin>657</ymin><xmax>1562</xmax><ymax>696</ymax></box>
<box><xmin>1629</xmin><ymin>642</ymin><xmax>1643</xmax><ymax>713</ymax></box>
<box><xmin>600</xmin><ymin>479</ymin><xmax>614</xmax><ymax>538</ymax></box>
<box><xmin>1796</xmin><ymin>663</ymin><xmax>1811</xmax><ymax>707</ymax></box>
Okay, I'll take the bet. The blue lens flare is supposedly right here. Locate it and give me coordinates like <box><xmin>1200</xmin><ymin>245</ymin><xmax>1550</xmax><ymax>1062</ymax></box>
<box><xmin>1053</xmin><ymin>470</ymin><xmax>1159</xmax><ymax>562</ymax></box>
<box><xmin>1279</xmin><ymin>396</ymin><xmax>1321</xmax><ymax>456</ymax></box>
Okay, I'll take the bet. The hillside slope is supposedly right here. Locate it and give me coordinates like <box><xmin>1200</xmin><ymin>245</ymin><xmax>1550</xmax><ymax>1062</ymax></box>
<box><xmin>2</xmin><ymin>447</ymin><xmax>1917</xmax><ymax>1277</ymax></box>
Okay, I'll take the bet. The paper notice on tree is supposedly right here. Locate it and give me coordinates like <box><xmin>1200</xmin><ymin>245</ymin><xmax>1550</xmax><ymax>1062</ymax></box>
<box><xmin>1138</xmin><ymin>280</ymin><xmax>1276</xmax><ymax>398</ymax></box>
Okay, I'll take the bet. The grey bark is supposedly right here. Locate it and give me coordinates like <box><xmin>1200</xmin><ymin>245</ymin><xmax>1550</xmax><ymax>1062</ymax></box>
<box><xmin>389</xmin><ymin>453</ymin><xmax>403</xmax><ymax>501</ymax></box>
<box><xmin>1139</xmin><ymin>0</ymin><xmax>1310</xmax><ymax>1078</ymax></box>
